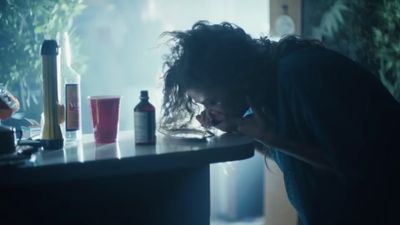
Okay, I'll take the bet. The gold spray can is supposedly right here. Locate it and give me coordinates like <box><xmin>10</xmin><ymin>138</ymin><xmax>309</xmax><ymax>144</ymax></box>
<box><xmin>41</xmin><ymin>40</ymin><xmax>63</xmax><ymax>149</ymax></box>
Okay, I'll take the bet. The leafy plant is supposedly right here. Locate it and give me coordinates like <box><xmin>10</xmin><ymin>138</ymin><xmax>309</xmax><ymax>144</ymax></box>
<box><xmin>307</xmin><ymin>0</ymin><xmax>399</xmax><ymax>101</ymax></box>
<box><xmin>311</xmin><ymin>0</ymin><xmax>348</xmax><ymax>40</ymax></box>
<box><xmin>0</xmin><ymin>0</ymin><xmax>86</xmax><ymax>118</ymax></box>
<box><xmin>373</xmin><ymin>0</ymin><xmax>400</xmax><ymax>101</ymax></box>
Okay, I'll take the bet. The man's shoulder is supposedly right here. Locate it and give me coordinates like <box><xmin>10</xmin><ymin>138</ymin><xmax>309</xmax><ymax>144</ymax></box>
<box><xmin>278</xmin><ymin>47</ymin><xmax>341</xmax><ymax>75</ymax></box>
<box><xmin>276</xmin><ymin>47</ymin><xmax>363</xmax><ymax>89</ymax></box>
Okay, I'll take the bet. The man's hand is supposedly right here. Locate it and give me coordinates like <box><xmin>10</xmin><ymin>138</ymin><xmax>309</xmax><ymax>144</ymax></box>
<box><xmin>237</xmin><ymin>113</ymin><xmax>274</xmax><ymax>142</ymax></box>
<box><xmin>236</xmin><ymin>98</ymin><xmax>277</xmax><ymax>146</ymax></box>
<box><xmin>195</xmin><ymin>109</ymin><xmax>238</xmax><ymax>133</ymax></box>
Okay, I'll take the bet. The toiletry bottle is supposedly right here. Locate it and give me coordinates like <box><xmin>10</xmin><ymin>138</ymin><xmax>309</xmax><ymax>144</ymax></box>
<box><xmin>60</xmin><ymin>32</ymin><xmax>82</xmax><ymax>141</ymax></box>
<box><xmin>134</xmin><ymin>90</ymin><xmax>156</xmax><ymax>144</ymax></box>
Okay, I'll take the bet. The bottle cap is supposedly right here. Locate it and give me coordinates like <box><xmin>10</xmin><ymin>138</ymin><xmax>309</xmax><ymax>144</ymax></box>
<box><xmin>140</xmin><ymin>90</ymin><xmax>149</xmax><ymax>98</ymax></box>
<box><xmin>41</xmin><ymin>40</ymin><xmax>59</xmax><ymax>55</ymax></box>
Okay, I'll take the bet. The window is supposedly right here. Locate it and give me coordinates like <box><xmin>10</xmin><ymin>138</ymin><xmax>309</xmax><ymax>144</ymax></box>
<box><xmin>76</xmin><ymin>0</ymin><xmax>270</xmax><ymax>132</ymax></box>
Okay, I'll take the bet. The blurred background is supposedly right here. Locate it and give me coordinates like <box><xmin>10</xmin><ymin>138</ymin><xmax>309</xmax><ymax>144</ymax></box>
<box><xmin>1</xmin><ymin>0</ymin><xmax>399</xmax><ymax>224</ymax></box>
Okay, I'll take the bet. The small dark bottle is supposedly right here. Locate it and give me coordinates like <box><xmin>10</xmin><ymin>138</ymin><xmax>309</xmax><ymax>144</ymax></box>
<box><xmin>134</xmin><ymin>90</ymin><xmax>156</xmax><ymax>145</ymax></box>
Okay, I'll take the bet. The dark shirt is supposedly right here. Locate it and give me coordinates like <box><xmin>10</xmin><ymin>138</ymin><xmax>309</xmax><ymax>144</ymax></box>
<box><xmin>270</xmin><ymin>47</ymin><xmax>400</xmax><ymax>225</ymax></box>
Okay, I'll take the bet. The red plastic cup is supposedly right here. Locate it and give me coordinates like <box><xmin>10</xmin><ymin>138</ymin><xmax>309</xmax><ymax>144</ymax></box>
<box><xmin>89</xmin><ymin>96</ymin><xmax>121</xmax><ymax>144</ymax></box>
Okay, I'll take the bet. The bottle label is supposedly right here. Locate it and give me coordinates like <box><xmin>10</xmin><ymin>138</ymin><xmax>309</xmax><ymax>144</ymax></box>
<box><xmin>65</xmin><ymin>84</ymin><xmax>80</xmax><ymax>131</ymax></box>
<box><xmin>134</xmin><ymin>111</ymin><xmax>156</xmax><ymax>143</ymax></box>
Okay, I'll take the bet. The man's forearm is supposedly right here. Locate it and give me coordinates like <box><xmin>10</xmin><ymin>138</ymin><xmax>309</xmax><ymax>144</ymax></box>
<box><xmin>257</xmin><ymin>135</ymin><xmax>333</xmax><ymax>171</ymax></box>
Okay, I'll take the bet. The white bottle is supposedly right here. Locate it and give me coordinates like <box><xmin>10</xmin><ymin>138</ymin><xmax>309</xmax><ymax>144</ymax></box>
<box><xmin>60</xmin><ymin>32</ymin><xmax>82</xmax><ymax>142</ymax></box>
<box><xmin>274</xmin><ymin>4</ymin><xmax>296</xmax><ymax>37</ymax></box>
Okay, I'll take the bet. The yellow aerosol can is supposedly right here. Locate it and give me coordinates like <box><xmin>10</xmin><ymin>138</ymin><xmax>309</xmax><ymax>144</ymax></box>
<box><xmin>41</xmin><ymin>40</ymin><xmax>63</xmax><ymax>149</ymax></box>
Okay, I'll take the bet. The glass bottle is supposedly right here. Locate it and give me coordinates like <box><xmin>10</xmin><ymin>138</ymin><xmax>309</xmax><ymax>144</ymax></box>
<box><xmin>60</xmin><ymin>32</ymin><xmax>82</xmax><ymax>142</ymax></box>
<box><xmin>134</xmin><ymin>90</ymin><xmax>156</xmax><ymax>145</ymax></box>
<box><xmin>274</xmin><ymin>4</ymin><xmax>296</xmax><ymax>37</ymax></box>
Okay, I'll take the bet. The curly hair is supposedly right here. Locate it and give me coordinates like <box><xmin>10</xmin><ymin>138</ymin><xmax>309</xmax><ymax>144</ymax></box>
<box><xmin>160</xmin><ymin>21</ymin><xmax>322</xmax><ymax>130</ymax></box>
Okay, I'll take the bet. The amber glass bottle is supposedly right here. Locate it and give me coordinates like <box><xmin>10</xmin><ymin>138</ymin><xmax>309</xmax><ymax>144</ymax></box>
<box><xmin>134</xmin><ymin>90</ymin><xmax>156</xmax><ymax>144</ymax></box>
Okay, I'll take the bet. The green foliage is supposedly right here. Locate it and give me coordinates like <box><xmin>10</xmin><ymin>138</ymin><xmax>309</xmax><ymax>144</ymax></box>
<box><xmin>0</xmin><ymin>0</ymin><xmax>86</xmax><ymax>113</ymax></box>
<box><xmin>373</xmin><ymin>0</ymin><xmax>400</xmax><ymax>100</ymax></box>
<box><xmin>311</xmin><ymin>0</ymin><xmax>349</xmax><ymax>40</ymax></box>
<box><xmin>308</xmin><ymin>0</ymin><xmax>400</xmax><ymax>102</ymax></box>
